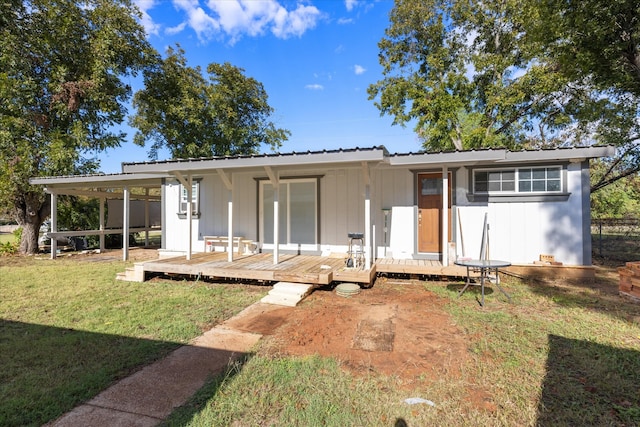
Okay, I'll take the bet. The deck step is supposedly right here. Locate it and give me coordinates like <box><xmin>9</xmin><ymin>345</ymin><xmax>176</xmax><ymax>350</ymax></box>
<box><xmin>261</xmin><ymin>282</ymin><xmax>314</xmax><ymax>307</ymax></box>
<box><xmin>115</xmin><ymin>263</ymin><xmax>146</xmax><ymax>282</ymax></box>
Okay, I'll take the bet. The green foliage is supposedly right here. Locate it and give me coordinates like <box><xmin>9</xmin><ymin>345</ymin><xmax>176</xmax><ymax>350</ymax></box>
<box><xmin>528</xmin><ymin>0</ymin><xmax>640</xmax><ymax>97</ymax></box>
<box><xmin>0</xmin><ymin>228</ymin><xmax>21</xmax><ymax>255</ymax></box>
<box><xmin>131</xmin><ymin>45</ymin><xmax>290</xmax><ymax>160</ymax></box>
<box><xmin>368</xmin><ymin>0</ymin><xmax>568</xmax><ymax>151</ymax></box>
<box><xmin>56</xmin><ymin>196</ymin><xmax>101</xmax><ymax>232</ymax></box>
<box><xmin>0</xmin><ymin>0</ymin><xmax>157</xmax><ymax>253</ymax></box>
<box><xmin>369</xmin><ymin>0</ymin><xmax>640</xmax><ymax>192</ymax></box>
<box><xmin>591</xmin><ymin>160</ymin><xmax>640</xmax><ymax>219</ymax></box>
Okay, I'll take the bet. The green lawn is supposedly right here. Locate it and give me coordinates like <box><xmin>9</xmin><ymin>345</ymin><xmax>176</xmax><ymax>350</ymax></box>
<box><xmin>2</xmin><ymin>255</ymin><xmax>640</xmax><ymax>426</ymax></box>
<box><xmin>164</xmin><ymin>270</ymin><xmax>640</xmax><ymax>426</ymax></box>
<box><xmin>0</xmin><ymin>256</ymin><xmax>267</xmax><ymax>426</ymax></box>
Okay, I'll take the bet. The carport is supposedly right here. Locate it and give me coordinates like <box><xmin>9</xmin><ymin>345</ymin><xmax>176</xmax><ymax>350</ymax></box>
<box><xmin>30</xmin><ymin>173</ymin><xmax>164</xmax><ymax>260</ymax></box>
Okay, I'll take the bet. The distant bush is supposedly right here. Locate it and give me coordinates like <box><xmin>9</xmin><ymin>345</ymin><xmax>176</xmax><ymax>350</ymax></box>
<box><xmin>0</xmin><ymin>228</ymin><xmax>21</xmax><ymax>255</ymax></box>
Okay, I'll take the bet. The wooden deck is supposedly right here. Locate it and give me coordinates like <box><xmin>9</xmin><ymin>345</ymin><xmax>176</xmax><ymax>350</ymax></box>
<box><xmin>141</xmin><ymin>252</ymin><xmax>468</xmax><ymax>286</ymax></box>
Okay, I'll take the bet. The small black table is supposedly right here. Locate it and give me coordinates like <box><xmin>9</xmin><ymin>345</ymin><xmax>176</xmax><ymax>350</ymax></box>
<box><xmin>454</xmin><ymin>259</ymin><xmax>512</xmax><ymax>306</ymax></box>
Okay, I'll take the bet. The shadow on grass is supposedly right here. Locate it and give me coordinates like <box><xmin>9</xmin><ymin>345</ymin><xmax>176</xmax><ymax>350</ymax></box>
<box><xmin>537</xmin><ymin>334</ymin><xmax>640</xmax><ymax>426</ymax></box>
<box><xmin>159</xmin><ymin>354</ymin><xmax>252</xmax><ymax>426</ymax></box>
<box><xmin>0</xmin><ymin>320</ymin><xmax>250</xmax><ymax>427</ymax></box>
<box><xmin>521</xmin><ymin>273</ymin><xmax>640</xmax><ymax>320</ymax></box>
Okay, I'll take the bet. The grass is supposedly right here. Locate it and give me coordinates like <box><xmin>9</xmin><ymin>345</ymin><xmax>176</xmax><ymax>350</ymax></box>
<box><xmin>0</xmin><ymin>255</ymin><xmax>267</xmax><ymax>427</ymax></box>
<box><xmin>3</xmin><ymin>253</ymin><xmax>640</xmax><ymax>426</ymax></box>
<box><xmin>162</xmin><ymin>272</ymin><xmax>640</xmax><ymax>426</ymax></box>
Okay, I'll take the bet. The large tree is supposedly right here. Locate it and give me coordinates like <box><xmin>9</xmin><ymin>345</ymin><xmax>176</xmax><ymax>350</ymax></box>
<box><xmin>131</xmin><ymin>45</ymin><xmax>290</xmax><ymax>159</ymax></box>
<box><xmin>0</xmin><ymin>0</ymin><xmax>156</xmax><ymax>254</ymax></box>
<box><xmin>368</xmin><ymin>0</ymin><xmax>640</xmax><ymax>191</ymax></box>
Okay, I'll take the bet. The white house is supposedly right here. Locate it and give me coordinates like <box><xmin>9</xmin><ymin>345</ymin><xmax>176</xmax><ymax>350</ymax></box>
<box><xmin>31</xmin><ymin>145</ymin><xmax>614</xmax><ymax>279</ymax></box>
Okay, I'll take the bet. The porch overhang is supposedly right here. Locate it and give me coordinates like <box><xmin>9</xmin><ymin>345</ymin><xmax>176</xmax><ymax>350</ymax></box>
<box><xmin>30</xmin><ymin>173</ymin><xmax>165</xmax><ymax>191</ymax></box>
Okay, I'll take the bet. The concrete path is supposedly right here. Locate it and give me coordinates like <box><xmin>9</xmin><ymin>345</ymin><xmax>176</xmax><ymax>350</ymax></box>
<box><xmin>46</xmin><ymin>302</ymin><xmax>294</xmax><ymax>426</ymax></box>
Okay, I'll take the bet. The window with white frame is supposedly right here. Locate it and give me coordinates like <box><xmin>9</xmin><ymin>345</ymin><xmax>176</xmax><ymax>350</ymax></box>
<box><xmin>474</xmin><ymin>166</ymin><xmax>562</xmax><ymax>194</ymax></box>
<box><xmin>179</xmin><ymin>181</ymin><xmax>200</xmax><ymax>215</ymax></box>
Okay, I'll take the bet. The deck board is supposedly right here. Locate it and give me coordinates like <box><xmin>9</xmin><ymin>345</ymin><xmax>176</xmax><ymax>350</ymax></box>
<box><xmin>142</xmin><ymin>252</ymin><xmax>467</xmax><ymax>285</ymax></box>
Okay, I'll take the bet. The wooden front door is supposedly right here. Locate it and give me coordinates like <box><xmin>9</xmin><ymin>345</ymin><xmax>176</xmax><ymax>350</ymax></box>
<box><xmin>417</xmin><ymin>172</ymin><xmax>451</xmax><ymax>253</ymax></box>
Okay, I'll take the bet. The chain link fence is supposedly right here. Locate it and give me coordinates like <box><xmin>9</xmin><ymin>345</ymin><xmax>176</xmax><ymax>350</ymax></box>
<box><xmin>592</xmin><ymin>218</ymin><xmax>640</xmax><ymax>263</ymax></box>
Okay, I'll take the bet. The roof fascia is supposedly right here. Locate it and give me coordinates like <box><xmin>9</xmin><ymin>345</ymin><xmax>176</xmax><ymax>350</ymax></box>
<box><xmin>29</xmin><ymin>173</ymin><xmax>165</xmax><ymax>190</ymax></box>
<box><xmin>499</xmin><ymin>146</ymin><xmax>616</xmax><ymax>163</ymax></box>
<box><xmin>389</xmin><ymin>149</ymin><xmax>507</xmax><ymax>166</ymax></box>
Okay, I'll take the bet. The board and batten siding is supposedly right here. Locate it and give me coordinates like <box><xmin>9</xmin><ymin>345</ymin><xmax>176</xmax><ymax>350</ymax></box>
<box><xmin>452</xmin><ymin>161</ymin><xmax>588</xmax><ymax>265</ymax></box>
<box><xmin>161</xmin><ymin>160</ymin><xmax>591</xmax><ymax>266</ymax></box>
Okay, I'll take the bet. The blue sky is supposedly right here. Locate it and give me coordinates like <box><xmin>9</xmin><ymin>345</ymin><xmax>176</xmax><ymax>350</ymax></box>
<box><xmin>102</xmin><ymin>0</ymin><xmax>420</xmax><ymax>173</ymax></box>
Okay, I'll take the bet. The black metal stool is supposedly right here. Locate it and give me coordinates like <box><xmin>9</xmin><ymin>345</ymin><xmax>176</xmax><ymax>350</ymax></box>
<box><xmin>346</xmin><ymin>232</ymin><xmax>364</xmax><ymax>268</ymax></box>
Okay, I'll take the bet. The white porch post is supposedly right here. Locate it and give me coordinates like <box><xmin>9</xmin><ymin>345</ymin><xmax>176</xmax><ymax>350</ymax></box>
<box><xmin>144</xmin><ymin>188</ymin><xmax>150</xmax><ymax>247</ymax></box>
<box><xmin>365</xmin><ymin>186</ymin><xmax>371</xmax><ymax>268</ymax></box>
<box><xmin>123</xmin><ymin>186</ymin><xmax>130</xmax><ymax>261</ymax></box>
<box><xmin>50</xmin><ymin>192</ymin><xmax>57</xmax><ymax>259</ymax></box>
<box><xmin>265</xmin><ymin>167</ymin><xmax>279</xmax><ymax>265</ymax></box>
<box><xmin>362</xmin><ymin>162</ymin><xmax>372</xmax><ymax>269</ymax></box>
<box><xmin>218</xmin><ymin>169</ymin><xmax>234</xmax><ymax>262</ymax></box>
<box><xmin>227</xmin><ymin>188</ymin><xmax>233</xmax><ymax>261</ymax></box>
<box><xmin>186</xmin><ymin>174</ymin><xmax>193</xmax><ymax>261</ymax></box>
<box><xmin>273</xmin><ymin>185</ymin><xmax>279</xmax><ymax>265</ymax></box>
<box><xmin>442</xmin><ymin>166</ymin><xmax>449</xmax><ymax>266</ymax></box>
<box><xmin>99</xmin><ymin>196</ymin><xmax>105</xmax><ymax>252</ymax></box>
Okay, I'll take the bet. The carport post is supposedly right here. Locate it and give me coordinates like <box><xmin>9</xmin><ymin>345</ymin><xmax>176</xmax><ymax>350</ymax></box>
<box><xmin>123</xmin><ymin>186</ymin><xmax>129</xmax><ymax>261</ymax></box>
<box><xmin>144</xmin><ymin>188</ymin><xmax>150</xmax><ymax>247</ymax></box>
<box><xmin>99</xmin><ymin>196</ymin><xmax>105</xmax><ymax>252</ymax></box>
<box><xmin>50</xmin><ymin>192</ymin><xmax>57</xmax><ymax>259</ymax></box>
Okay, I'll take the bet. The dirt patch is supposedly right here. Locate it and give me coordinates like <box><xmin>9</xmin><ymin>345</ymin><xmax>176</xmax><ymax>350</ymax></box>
<box><xmin>261</xmin><ymin>277</ymin><xmax>469</xmax><ymax>384</ymax></box>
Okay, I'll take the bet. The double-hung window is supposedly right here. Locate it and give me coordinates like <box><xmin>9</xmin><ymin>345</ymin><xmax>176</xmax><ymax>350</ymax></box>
<box><xmin>473</xmin><ymin>166</ymin><xmax>562</xmax><ymax>194</ymax></box>
<box><xmin>179</xmin><ymin>181</ymin><xmax>200</xmax><ymax>216</ymax></box>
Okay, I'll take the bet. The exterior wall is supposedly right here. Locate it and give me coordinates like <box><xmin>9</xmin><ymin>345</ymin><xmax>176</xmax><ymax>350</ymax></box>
<box><xmin>163</xmin><ymin>173</ymin><xmax>258</xmax><ymax>253</ymax></box>
<box><xmin>162</xmin><ymin>167</ymin><xmax>367</xmax><ymax>255</ymax></box>
<box><xmin>453</xmin><ymin>162</ymin><xmax>587</xmax><ymax>265</ymax></box>
<box><xmin>161</xmin><ymin>160</ymin><xmax>591</xmax><ymax>266</ymax></box>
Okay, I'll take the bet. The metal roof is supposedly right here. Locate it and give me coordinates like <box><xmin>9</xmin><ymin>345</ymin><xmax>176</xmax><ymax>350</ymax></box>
<box><xmin>122</xmin><ymin>146</ymin><xmax>390</xmax><ymax>174</ymax></box>
<box><xmin>30</xmin><ymin>145</ymin><xmax>615</xmax><ymax>189</ymax></box>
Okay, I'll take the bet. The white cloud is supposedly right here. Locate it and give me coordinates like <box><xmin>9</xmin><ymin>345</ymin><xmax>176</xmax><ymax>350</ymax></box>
<box><xmin>163</xmin><ymin>0</ymin><xmax>322</xmax><ymax>44</ymax></box>
<box><xmin>166</xmin><ymin>22</ymin><xmax>187</xmax><ymax>36</ymax></box>
<box><xmin>271</xmin><ymin>3</ymin><xmax>321</xmax><ymax>39</ymax></box>
<box><xmin>337</xmin><ymin>17</ymin><xmax>353</xmax><ymax>25</ymax></box>
<box><xmin>173</xmin><ymin>0</ymin><xmax>220</xmax><ymax>41</ymax></box>
<box><xmin>354</xmin><ymin>64</ymin><xmax>366</xmax><ymax>75</ymax></box>
<box><xmin>345</xmin><ymin>0</ymin><xmax>359</xmax><ymax>12</ymax></box>
<box><xmin>135</xmin><ymin>0</ymin><xmax>162</xmax><ymax>36</ymax></box>
<box><xmin>305</xmin><ymin>84</ymin><xmax>324</xmax><ymax>90</ymax></box>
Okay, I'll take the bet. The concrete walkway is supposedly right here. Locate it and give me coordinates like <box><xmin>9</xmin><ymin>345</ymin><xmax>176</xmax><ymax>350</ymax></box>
<box><xmin>46</xmin><ymin>302</ymin><xmax>294</xmax><ymax>427</ymax></box>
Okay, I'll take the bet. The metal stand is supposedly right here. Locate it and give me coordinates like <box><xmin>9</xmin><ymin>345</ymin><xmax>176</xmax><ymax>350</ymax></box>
<box><xmin>346</xmin><ymin>232</ymin><xmax>364</xmax><ymax>268</ymax></box>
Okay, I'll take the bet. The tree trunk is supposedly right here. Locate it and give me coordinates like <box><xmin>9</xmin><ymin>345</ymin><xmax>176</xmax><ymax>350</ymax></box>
<box><xmin>19</xmin><ymin>220</ymin><xmax>40</xmax><ymax>254</ymax></box>
<box><xmin>17</xmin><ymin>190</ymin><xmax>50</xmax><ymax>255</ymax></box>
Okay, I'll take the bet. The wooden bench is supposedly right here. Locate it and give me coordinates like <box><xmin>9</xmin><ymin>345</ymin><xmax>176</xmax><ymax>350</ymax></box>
<box><xmin>204</xmin><ymin>236</ymin><xmax>256</xmax><ymax>254</ymax></box>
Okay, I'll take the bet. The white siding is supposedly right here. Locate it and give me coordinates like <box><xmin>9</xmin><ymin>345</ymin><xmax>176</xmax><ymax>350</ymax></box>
<box><xmin>160</xmin><ymin>161</ymin><xmax>590</xmax><ymax>266</ymax></box>
<box><xmin>453</xmin><ymin>162</ymin><xmax>587</xmax><ymax>265</ymax></box>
